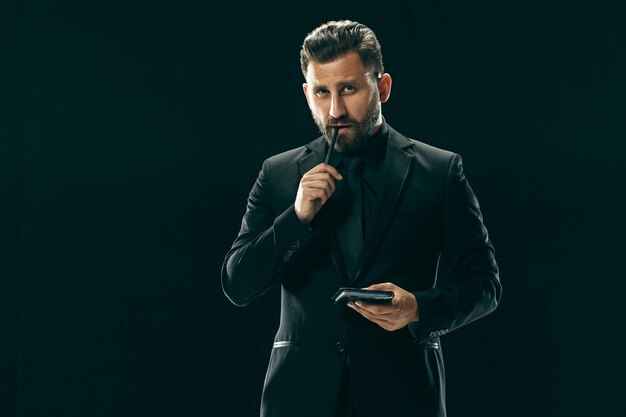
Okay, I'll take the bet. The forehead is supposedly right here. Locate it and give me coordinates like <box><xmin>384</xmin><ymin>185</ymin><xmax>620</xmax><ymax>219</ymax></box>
<box><xmin>305</xmin><ymin>51</ymin><xmax>370</xmax><ymax>86</ymax></box>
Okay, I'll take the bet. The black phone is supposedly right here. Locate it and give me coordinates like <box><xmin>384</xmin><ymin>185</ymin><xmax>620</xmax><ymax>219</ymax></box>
<box><xmin>332</xmin><ymin>288</ymin><xmax>394</xmax><ymax>304</ymax></box>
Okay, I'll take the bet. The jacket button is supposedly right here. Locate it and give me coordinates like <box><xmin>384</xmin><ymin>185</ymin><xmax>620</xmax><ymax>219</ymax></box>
<box><xmin>336</xmin><ymin>342</ymin><xmax>345</xmax><ymax>353</ymax></box>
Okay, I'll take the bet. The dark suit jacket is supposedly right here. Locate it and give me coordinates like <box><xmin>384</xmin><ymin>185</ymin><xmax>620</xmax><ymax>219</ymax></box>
<box><xmin>221</xmin><ymin>125</ymin><xmax>502</xmax><ymax>417</ymax></box>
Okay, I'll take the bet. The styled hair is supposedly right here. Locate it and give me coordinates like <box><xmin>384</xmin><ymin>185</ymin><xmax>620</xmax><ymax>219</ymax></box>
<box><xmin>300</xmin><ymin>20</ymin><xmax>384</xmax><ymax>79</ymax></box>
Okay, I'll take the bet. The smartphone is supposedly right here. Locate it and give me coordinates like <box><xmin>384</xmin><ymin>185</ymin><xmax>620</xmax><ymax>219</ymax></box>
<box><xmin>332</xmin><ymin>287</ymin><xmax>394</xmax><ymax>305</ymax></box>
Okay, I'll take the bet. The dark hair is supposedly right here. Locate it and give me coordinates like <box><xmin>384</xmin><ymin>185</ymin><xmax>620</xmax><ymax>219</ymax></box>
<box><xmin>300</xmin><ymin>20</ymin><xmax>384</xmax><ymax>79</ymax></box>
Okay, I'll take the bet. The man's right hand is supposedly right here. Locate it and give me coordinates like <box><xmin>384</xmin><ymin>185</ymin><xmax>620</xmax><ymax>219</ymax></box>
<box><xmin>295</xmin><ymin>163</ymin><xmax>343</xmax><ymax>224</ymax></box>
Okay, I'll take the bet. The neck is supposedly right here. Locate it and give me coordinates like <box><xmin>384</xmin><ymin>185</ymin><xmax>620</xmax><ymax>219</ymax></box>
<box><xmin>371</xmin><ymin>114</ymin><xmax>384</xmax><ymax>136</ymax></box>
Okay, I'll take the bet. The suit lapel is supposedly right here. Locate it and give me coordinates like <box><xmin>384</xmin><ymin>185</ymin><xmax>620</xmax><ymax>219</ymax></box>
<box><xmin>350</xmin><ymin>128</ymin><xmax>415</xmax><ymax>286</ymax></box>
<box><xmin>299</xmin><ymin>137</ymin><xmax>325</xmax><ymax>177</ymax></box>
<box><xmin>297</xmin><ymin>130</ymin><xmax>415</xmax><ymax>286</ymax></box>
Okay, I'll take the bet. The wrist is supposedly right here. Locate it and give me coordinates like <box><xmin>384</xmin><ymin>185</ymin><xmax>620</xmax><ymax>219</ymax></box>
<box><xmin>410</xmin><ymin>294</ymin><xmax>419</xmax><ymax>322</ymax></box>
<box><xmin>294</xmin><ymin>207</ymin><xmax>311</xmax><ymax>224</ymax></box>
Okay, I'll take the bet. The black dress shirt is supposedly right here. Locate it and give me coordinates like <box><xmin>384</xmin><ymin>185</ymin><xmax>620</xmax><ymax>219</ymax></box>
<box><xmin>331</xmin><ymin>121</ymin><xmax>389</xmax><ymax>240</ymax></box>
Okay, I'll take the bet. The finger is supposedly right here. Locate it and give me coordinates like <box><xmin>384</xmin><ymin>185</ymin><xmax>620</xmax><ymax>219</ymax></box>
<box><xmin>350</xmin><ymin>304</ymin><xmax>393</xmax><ymax>323</ymax></box>
<box><xmin>365</xmin><ymin>282</ymin><xmax>395</xmax><ymax>291</ymax></box>
<box><xmin>349</xmin><ymin>302</ymin><xmax>395</xmax><ymax>321</ymax></box>
<box><xmin>303</xmin><ymin>172</ymin><xmax>337</xmax><ymax>188</ymax></box>
<box><xmin>302</xmin><ymin>172</ymin><xmax>338</xmax><ymax>182</ymax></box>
<box><xmin>304</xmin><ymin>188</ymin><xmax>331</xmax><ymax>204</ymax></box>
<box><xmin>301</xmin><ymin>174</ymin><xmax>334</xmax><ymax>186</ymax></box>
<box><xmin>324</xmin><ymin>165</ymin><xmax>343</xmax><ymax>181</ymax></box>
<box><xmin>301</xmin><ymin>177</ymin><xmax>337</xmax><ymax>195</ymax></box>
<box><xmin>350</xmin><ymin>305</ymin><xmax>396</xmax><ymax>328</ymax></box>
<box><xmin>301</xmin><ymin>179</ymin><xmax>334</xmax><ymax>194</ymax></box>
<box><xmin>348</xmin><ymin>303</ymin><xmax>401</xmax><ymax>331</ymax></box>
<box><xmin>354</xmin><ymin>300</ymin><xmax>396</xmax><ymax>315</ymax></box>
<box><xmin>308</xmin><ymin>163</ymin><xmax>343</xmax><ymax>181</ymax></box>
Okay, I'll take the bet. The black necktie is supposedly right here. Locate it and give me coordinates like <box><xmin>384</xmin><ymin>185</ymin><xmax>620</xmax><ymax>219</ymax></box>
<box><xmin>336</xmin><ymin>156</ymin><xmax>365</xmax><ymax>279</ymax></box>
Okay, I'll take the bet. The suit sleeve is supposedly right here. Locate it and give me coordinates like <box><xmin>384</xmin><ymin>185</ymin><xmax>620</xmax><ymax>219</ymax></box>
<box><xmin>221</xmin><ymin>158</ymin><xmax>316</xmax><ymax>307</ymax></box>
<box><xmin>408</xmin><ymin>154</ymin><xmax>502</xmax><ymax>340</ymax></box>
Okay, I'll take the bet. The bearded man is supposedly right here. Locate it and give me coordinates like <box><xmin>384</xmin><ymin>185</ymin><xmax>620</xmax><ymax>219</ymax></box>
<box><xmin>221</xmin><ymin>20</ymin><xmax>502</xmax><ymax>417</ymax></box>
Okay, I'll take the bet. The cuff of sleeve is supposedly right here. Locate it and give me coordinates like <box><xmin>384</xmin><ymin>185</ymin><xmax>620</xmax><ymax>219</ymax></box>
<box><xmin>407</xmin><ymin>290</ymin><xmax>448</xmax><ymax>340</ymax></box>
<box><xmin>273</xmin><ymin>205</ymin><xmax>316</xmax><ymax>264</ymax></box>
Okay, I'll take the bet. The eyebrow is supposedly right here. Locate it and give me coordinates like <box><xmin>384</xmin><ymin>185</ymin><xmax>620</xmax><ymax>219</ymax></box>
<box><xmin>312</xmin><ymin>78</ymin><xmax>362</xmax><ymax>92</ymax></box>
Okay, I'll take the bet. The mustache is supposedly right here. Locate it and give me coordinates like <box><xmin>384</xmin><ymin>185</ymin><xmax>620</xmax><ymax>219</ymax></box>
<box><xmin>326</xmin><ymin>117</ymin><xmax>357</xmax><ymax>128</ymax></box>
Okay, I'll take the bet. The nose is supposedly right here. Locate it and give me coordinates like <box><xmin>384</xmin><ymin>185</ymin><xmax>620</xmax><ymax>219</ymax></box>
<box><xmin>329</xmin><ymin>93</ymin><xmax>347</xmax><ymax>120</ymax></box>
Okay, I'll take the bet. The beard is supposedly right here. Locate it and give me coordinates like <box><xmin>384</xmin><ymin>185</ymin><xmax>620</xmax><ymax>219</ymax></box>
<box><xmin>312</xmin><ymin>100</ymin><xmax>381</xmax><ymax>154</ymax></box>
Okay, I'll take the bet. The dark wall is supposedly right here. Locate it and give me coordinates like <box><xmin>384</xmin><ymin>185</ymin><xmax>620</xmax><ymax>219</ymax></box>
<box><xmin>3</xmin><ymin>1</ymin><xmax>625</xmax><ymax>416</ymax></box>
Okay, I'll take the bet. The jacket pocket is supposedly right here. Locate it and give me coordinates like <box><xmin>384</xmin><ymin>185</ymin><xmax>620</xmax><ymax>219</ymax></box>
<box><xmin>272</xmin><ymin>340</ymin><xmax>304</xmax><ymax>349</ymax></box>
<box><xmin>414</xmin><ymin>341</ymin><xmax>439</xmax><ymax>350</ymax></box>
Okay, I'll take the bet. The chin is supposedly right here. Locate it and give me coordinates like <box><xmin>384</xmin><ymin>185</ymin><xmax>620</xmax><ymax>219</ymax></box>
<box><xmin>336</xmin><ymin>138</ymin><xmax>360</xmax><ymax>153</ymax></box>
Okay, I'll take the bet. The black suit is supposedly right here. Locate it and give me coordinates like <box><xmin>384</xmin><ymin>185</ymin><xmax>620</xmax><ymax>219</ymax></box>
<box><xmin>222</xmin><ymin>124</ymin><xmax>502</xmax><ymax>417</ymax></box>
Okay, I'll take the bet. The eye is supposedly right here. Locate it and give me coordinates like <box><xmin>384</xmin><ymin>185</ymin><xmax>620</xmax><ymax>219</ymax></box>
<box><xmin>315</xmin><ymin>88</ymin><xmax>330</xmax><ymax>97</ymax></box>
<box><xmin>342</xmin><ymin>85</ymin><xmax>356</xmax><ymax>94</ymax></box>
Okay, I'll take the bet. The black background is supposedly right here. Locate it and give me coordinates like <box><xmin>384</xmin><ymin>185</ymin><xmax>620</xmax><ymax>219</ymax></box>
<box><xmin>3</xmin><ymin>1</ymin><xmax>625</xmax><ymax>416</ymax></box>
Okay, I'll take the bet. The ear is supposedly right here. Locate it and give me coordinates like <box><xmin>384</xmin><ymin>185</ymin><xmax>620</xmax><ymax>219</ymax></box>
<box><xmin>377</xmin><ymin>73</ymin><xmax>392</xmax><ymax>103</ymax></box>
<box><xmin>302</xmin><ymin>83</ymin><xmax>312</xmax><ymax>109</ymax></box>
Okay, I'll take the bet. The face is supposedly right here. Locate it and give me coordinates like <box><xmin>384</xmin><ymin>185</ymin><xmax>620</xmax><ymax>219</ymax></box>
<box><xmin>303</xmin><ymin>51</ymin><xmax>391</xmax><ymax>153</ymax></box>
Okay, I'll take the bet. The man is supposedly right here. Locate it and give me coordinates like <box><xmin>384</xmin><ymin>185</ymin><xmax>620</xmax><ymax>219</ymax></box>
<box><xmin>221</xmin><ymin>20</ymin><xmax>501</xmax><ymax>417</ymax></box>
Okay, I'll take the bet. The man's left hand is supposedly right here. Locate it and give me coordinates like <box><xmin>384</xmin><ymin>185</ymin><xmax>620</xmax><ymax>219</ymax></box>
<box><xmin>348</xmin><ymin>282</ymin><xmax>419</xmax><ymax>331</ymax></box>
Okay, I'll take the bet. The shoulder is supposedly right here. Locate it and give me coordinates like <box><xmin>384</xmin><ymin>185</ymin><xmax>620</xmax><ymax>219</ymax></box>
<box><xmin>388</xmin><ymin>125</ymin><xmax>459</xmax><ymax>175</ymax></box>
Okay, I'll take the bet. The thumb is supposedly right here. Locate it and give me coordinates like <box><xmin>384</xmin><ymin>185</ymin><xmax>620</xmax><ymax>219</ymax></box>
<box><xmin>365</xmin><ymin>282</ymin><xmax>394</xmax><ymax>291</ymax></box>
